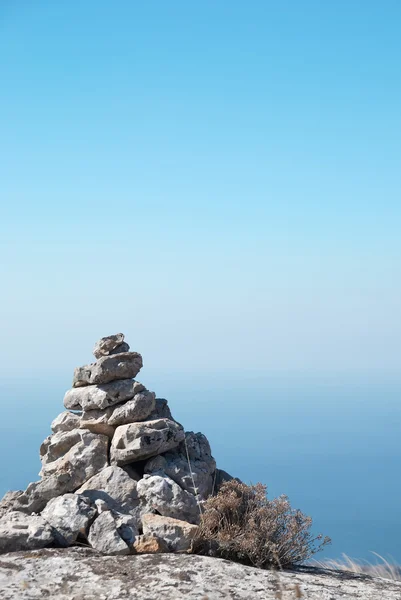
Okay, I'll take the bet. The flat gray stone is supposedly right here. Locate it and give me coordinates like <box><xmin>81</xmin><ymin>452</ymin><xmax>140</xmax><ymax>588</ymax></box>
<box><xmin>64</xmin><ymin>379</ymin><xmax>145</xmax><ymax>410</ymax></box>
<box><xmin>0</xmin><ymin>512</ymin><xmax>53</xmax><ymax>554</ymax></box>
<box><xmin>73</xmin><ymin>352</ymin><xmax>143</xmax><ymax>387</ymax></box>
<box><xmin>110</xmin><ymin>419</ymin><xmax>185</xmax><ymax>465</ymax></box>
<box><xmin>108</xmin><ymin>390</ymin><xmax>156</xmax><ymax>426</ymax></box>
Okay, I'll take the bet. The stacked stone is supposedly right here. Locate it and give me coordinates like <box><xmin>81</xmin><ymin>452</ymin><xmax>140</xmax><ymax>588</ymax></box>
<box><xmin>0</xmin><ymin>334</ymin><xmax>230</xmax><ymax>556</ymax></box>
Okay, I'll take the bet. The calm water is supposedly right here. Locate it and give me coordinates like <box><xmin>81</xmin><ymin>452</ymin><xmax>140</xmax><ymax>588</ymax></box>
<box><xmin>1</xmin><ymin>372</ymin><xmax>400</xmax><ymax>563</ymax></box>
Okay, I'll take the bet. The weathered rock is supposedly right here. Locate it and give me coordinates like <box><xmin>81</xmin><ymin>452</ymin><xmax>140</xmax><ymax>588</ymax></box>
<box><xmin>137</xmin><ymin>474</ymin><xmax>200</xmax><ymax>524</ymax></box>
<box><xmin>76</xmin><ymin>467</ymin><xmax>141</xmax><ymax>543</ymax></box>
<box><xmin>40</xmin><ymin>429</ymin><xmax>82</xmax><ymax>469</ymax></box>
<box><xmin>142</xmin><ymin>513</ymin><xmax>198</xmax><ymax>552</ymax></box>
<box><xmin>39</xmin><ymin>429</ymin><xmax>109</xmax><ymax>480</ymax></box>
<box><xmin>76</xmin><ymin>466</ymin><xmax>139</xmax><ymax>517</ymax></box>
<box><xmin>108</xmin><ymin>390</ymin><xmax>156</xmax><ymax>426</ymax></box>
<box><xmin>145</xmin><ymin>432</ymin><xmax>216</xmax><ymax>500</ymax></box>
<box><xmin>148</xmin><ymin>398</ymin><xmax>175</xmax><ymax>421</ymax></box>
<box><xmin>51</xmin><ymin>411</ymin><xmax>81</xmax><ymax>433</ymax></box>
<box><xmin>132</xmin><ymin>534</ymin><xmax>168</xmax><ymax>554</ymax></box>
<box><xmin>110</xmin><ymin>419</ymin><xmax>185</xmax><ymax>465</ymax></box>
<box><xmin>3</xmin><ymin>550</ymin><xmax>399</xmax><ymax>600</ymax></box>
<box><xmin>64</xmin><ymin>379</ymin><xmax>146</xmax><ymax>410</ymax></box>
<box><xmin>13</xmin><ymin>476</ymin><xmax>71</xmax><ymax>515</ymax></box>
<box><xmin>79</xmin><ymin>408</ymin><xmax>115</xmax><ymax>437</ymax></box>
<box><xmin>93</xmin><ymin>333</ymin><xmax>130</xmax><ymax>359</ymax></box>
<box><xmin>88</xmin><ymin>512</ymin><xmax>130</xmax><ymax>555</ymax></box>
<box><xmin>15</xmin><ymin>432</ymin><xmax>109</xmax><ymax>514</ymax></box>
<box><xmin>73</xmin><ymin>352</ymin><xmax>143</xmax><ymax>388</ymax></box>
<box><xmin>41</xmin><ymin>494</ymin><xmax>96</xmax><ymax>546</ymax></box>
<box><xmin>0</xmin><ymin>490</ymin><xmax>23</xmax><ymax>519</ymax></box>
<box><xmin>0</xmin><ymin>512</ymin><xmax>53</xmax><ymax>554</ymax></box>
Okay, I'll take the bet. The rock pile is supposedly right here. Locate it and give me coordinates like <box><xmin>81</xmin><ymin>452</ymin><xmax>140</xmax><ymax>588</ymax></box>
<box><xmin>0</xmin><ymin>334</ymin><xmax>231</xmax><ymax>556</ymax></box>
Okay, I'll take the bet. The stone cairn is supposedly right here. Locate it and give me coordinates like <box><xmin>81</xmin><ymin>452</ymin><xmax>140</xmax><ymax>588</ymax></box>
<box><xmin>0</xmin><ymin>334</ymin><xmax>232</xmax><ymax>555</ymax></box>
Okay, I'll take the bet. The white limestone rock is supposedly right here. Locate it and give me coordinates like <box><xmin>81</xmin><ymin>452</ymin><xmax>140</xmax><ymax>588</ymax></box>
<box><xmin>110</xmin><ymin>419</ymin><xmax>185</xmax><ymax>466</ymax></box>
<box><xmin>14</xmin><ymin>432</ymin><xmax>109</xmax><ymax>514</ymax></box>
<box><xmin>41</xmin><ymin>494</ymin><xmax>96</xmax><ymax>546</ymax></box>
<box><xmin>0</xmin><ymin>512</ymin><xmax>53</xmax><ymax>554</ymax></box>
<box><xmin>76</xmin><ymin>466</ymin><xmax>139</xmax><ymax>516</ymax></box>
<box><xmin>137</xmin><ymin>474</ymin><xmax>200</xmax><ymax>525</ymax></box>
<box><xmin>51</xmin><ymin>411</ymin><xmax>81</xmax><ymax>433</ymax></box>
<box><xmin>39</xmin><ymin>429</ymin><xmax>109</xmax><ymax>480</ymax></box>
<box><xmin>79</xmin><ymin>407</ymin><xmax>116</xmax><ymax>437</ymax></box>
<box><xmin>72</xmin><ymin>352</ymin><xmax>143</xmax><ymax>388</ymax></box>
<box><xmin>108</xmin><ymin>390</ymin><xmax>156</xmax><ymax>426</ymax></box>
<box><xmin>64</xmin><ymin>379</ymin><xmax>146</xmax><ymax>410</ymax></box>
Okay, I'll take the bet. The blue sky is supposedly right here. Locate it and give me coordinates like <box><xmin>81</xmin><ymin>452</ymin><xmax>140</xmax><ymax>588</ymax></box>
<box><xmin>1</xmin><ymin>1</ymin><xmax>400</xmax><ymax>377</ymax></box>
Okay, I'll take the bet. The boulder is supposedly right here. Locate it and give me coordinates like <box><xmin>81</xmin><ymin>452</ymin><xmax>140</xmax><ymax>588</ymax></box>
<box><xmin>64</xmin><ymin>379</ymin><xmax>146</xmax><ymax>411</ymax></box>
<box><xmin>88</xmin><ymin>512</ymin><xmax>130</xmax><ymax>555</ymax></box>
<box><xmin>132</xmin><ymin>534</ymin><xmax>168</xmax><ymax>554</ymax></box>
<box><xmin>145</xmin><ymin>432</ymin><xmax>216</xmax><ymax>500</ymax></box>
<box><xmin>14</xmin><ymin>432</ymin><xmax>109</xmax><ymax>514</ymax></box>
<box><xmin>51</xmin><ymin>411</ymin><xmax>81</xmax><ymax>433</ymax></box>
<box><xmin>108</xmin><ymin>390</ymin><xmax>156</xmax><ymax>426</ymax></box>
<box><xmin>137</xmin><ymin>474</ymin><xmax>200</xmax><ymax>525</ymax></box>
<box><xmin>93</xmin><ymin>333</ymin><xmax>130</xmax><ymax>359</ymax></box>
<box><xmin>39</xmin><ymin>430</ymin><xmax>109</xmax><ymax>480</ymax></box>
<box><xmin>73</xmin><ymin>352</ymin><xmax>143</xmax><ymax>387</ymax></box>
<box><xmin>141</xmin><ymin>513</ymin><xmax>198</xmax><ymax>552</ymax></box>
<box><xmin>0</xmin><ymin>511</ymin><xmax>53</xmax><ymax>554</ymax></box>
<box><xmin>76</xmin><ymin>466</ymin><xmax>139</xmax><ymax>517</ymax></box>
<box><xmin>41</xmin><ymin>494</ymin><xmax>96</xmax><ymax>546</ymax></box>
<box><xmin>40</xmin><ymin>429</ymin><xmax>82</xmax><ymax>469</ymax></box>
<box><xmin>110</xmin><ymin>419</ymin><xmax>185</xmax><ymax>465</ymax></box>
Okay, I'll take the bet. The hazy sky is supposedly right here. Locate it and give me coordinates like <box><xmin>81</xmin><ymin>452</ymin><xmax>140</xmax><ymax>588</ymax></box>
<box><xmin>1</xmin><ymin>1</ymin><xmax>400</xmax><ymax>378</ymax></box>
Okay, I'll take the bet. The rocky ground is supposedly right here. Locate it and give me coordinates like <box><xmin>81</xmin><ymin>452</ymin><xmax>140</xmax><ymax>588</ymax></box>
<box><xmin>0</xmin><ymin>548</ymin><xmax>400</xmax><ymax>600</ymax></box>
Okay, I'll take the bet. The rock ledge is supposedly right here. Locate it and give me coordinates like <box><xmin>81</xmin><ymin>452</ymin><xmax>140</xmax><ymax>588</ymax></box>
<box><xmin>0</xmin><ymin>548</ymin><xmax>399</xmax><ymax>600</ymax></box>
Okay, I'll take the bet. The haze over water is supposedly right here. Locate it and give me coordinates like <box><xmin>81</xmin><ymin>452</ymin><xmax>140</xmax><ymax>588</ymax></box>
<box><xmin>1</xmin><ymin>1</ymin><xmax>401</xmax><ymax>564</ymax></box>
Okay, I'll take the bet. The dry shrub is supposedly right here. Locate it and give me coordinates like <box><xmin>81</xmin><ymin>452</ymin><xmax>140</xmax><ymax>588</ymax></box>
<box><xmin>194</xmin><ymin>480</ymin><xmax>330</xmax><ymax>569</ymax></box>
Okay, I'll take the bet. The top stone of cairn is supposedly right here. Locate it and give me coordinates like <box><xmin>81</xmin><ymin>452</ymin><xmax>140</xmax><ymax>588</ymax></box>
<box><xmin>93</xmin><ymin>333</ymin><xmax>130</xmax><ymax>359</ymax></box>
